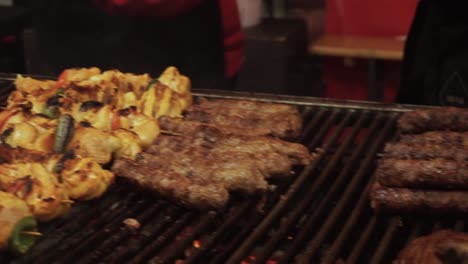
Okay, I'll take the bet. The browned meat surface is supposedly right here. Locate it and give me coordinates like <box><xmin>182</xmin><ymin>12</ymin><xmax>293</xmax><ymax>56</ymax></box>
<box><xmin>158</xmin><ymin>116</ymin><xmax>272</xmax><ymax>138</ymax></box>
<box><xmin>400</xmin><ymin>131</ymin><xmax>468</xmax><ymax>148</ymax></box>
<box><xmin>376</xmin><ymin>158</ymin><xmax>468</xmax><ymax>189</ymax></box>
<box><xmin>112</xmin><ymin>127</ymin><xmax>313</xmax><ymax>209</ymax></box>
<box><xmin>370</xmin><ymin>183</ymin><xmax>468</xmax><ymax>214</ymax></box>
<box><xmin>399</xmin><ymin>107</ymin><xmax>468</xmax><ymax>134</ymax></box>
<box><xmin>395</xmin><ymin>230</ymin><xmax>468</xmax><ymax>264</ymax></box>
<box><xmin>184</xmin><ymin>99</ymin><xmax>303</xmax><ymax>139</ymax></box>
<box><xmin>112</xmin><ymin>153</ymin><xmax>230</xmax><ymax>209</ymax></box>
<box><xmin>383</xmin><ymin>142</ymin><xmax>468</xmax><ymax>161</ymax></box>
<box><xmin>196</xmin><ymin>98</ymin><xmax>296</xmax><ymax>112</ymax></box>
<box><xmin>151</xmin><ymin>125</ymin><xmax>312</xmax><ymax>177</ymax></box>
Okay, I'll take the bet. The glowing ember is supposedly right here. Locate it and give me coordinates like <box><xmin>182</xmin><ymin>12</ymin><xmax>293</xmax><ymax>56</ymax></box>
<box><xmin>193</xmin><ymin>240</ymin><xmax>201</xmax><ymax>248</ymax></box>
<box><xmin>288</xmin><ymin>236</ymin><xmax>293</xmax><ymax>240</ymax></box>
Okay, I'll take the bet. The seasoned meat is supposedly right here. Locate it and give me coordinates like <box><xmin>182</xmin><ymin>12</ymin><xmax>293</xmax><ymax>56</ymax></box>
<box><xmin>112</xmin><ymin>128</ymin><xmax>313</xmax><ymax>209</ymax></box>
<box><xmin>112</xmin><ymin>153</ymin><xmax>230</xmax><ymax>209</ymax></box>
<box><xmin>383</xmin><ymin>142</ymin><xmax>468</xmax><ymax>161</ymax></box>
<box><xmin>159</xmin><ymin>116</ymin><xmax>273</xmax><ymax>139</ymax></box>
<box><xmin>370</xmin><ymin>183</ymin><xmax>468</xmax><ymax>214</ymax></box>
<box><xmin>150</xmin><ymin>126</ymin><xmax>313</xmax><ymax>178</ymax></box>
<box><xmin>376</xmin><ymin>158</ymin><xmax>468</xmax><ymax>189</ymax></box>
<box><xmin>184</xmin><ymin>99</ymin><xmax>303</xmax><ymax>139</ymax></box>
<box><xmin>398</xmin><ymin>107</ymin><xmax>468</xmax><ymax>134</ymax></box>
<box><xmin>395</xmin><ymin>230</ymin><xmax>468</xmax><ymax>264</ymax></box>
<box><xmin>400</xmin><ymin>131</ymin><xmax>468</xmax><ymax>148</ymax></box>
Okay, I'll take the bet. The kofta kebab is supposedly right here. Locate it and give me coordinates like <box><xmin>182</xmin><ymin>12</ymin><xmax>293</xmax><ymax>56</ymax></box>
<box><xmin>0</xmin><ymin>67</ymin><xmax>313</xmax><ymax>254</ymax></box>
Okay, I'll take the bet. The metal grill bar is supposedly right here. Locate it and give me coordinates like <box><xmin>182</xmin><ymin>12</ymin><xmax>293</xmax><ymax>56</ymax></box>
<box><xmin>151</xmin><ymin>211</ymin><xmax>217</xmax><ymax>263</ymax></box>
<box><xmin>99</xmin><ymin>206</ymin><xmax>183</xmax><ymax>263</ymax></box>
<box><xmin>78</xmin><ymin>201</ymin><xmax>166</xmax><ymax>264</ymax></box>
<box><xmin>315</xmin><ymin>114</ymin><xmax>398</xmax><ymax>263</ymax></box>
<box><xmin>370</xmin><ymin>218</ymin><xmax>400</xmax><ymax>263</ymax></box>
<box><xmin>250</xmin><ymin>111</ymin><xmax>368</xmax><ymax>263</ymax></box>
<box><xmin>298</xmin><ymin>113</ymin><xmax>398</xmax><ymax>263</ymax></box>
<box><xmin>1</xmin><ymin>78</ymin><xmax>465</xmax><ymax>264</ymax></box>
<box><xmin>345</xmin><ymin>216</ymin><xmax>378</xmax><ymax>264</ymax></box>
<box><xmin>11</xmin><ymin>189</ymin><xmax>125</xmax><ymax>264</ymax></box>
<box><xmin>128</xmin><ymin>211</ymin><xmax>196</xmax><ymax>264</ymax></box>
<box><xmin>184</xmin><ymin>201</ymin><xmax>253</xmax><ymax>264</ymax></box>
<box><xmin>226</xmin><ymin>108</ymin><xmax>352</xmax><ymax>264</ymax></box>
<box><xmin>207</xmin><ymin>205</ymin><xmax>266</xmax><ymax>264</ymax></box>
<box><xmin>53</xmin><ymin>196</ymin><xmax>150</xmax><ymax>264</ymax></box>
<box><xmin>253</xmin><ymin>111</ymin><xmax>368</xmax><ymax>264</ymax></box>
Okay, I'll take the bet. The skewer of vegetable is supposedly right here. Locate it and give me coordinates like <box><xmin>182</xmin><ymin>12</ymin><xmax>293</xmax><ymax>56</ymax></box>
<box><xmin>0</xmin><ymin>191</ymin><xmax>38</xmax><ymax>255</ymax></box>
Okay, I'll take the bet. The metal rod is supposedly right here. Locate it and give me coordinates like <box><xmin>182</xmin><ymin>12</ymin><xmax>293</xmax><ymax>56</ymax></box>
<box><xmin>226</xmin><ymin>109</ymin><xmax>351</xmax><ymax>264</ymax></box>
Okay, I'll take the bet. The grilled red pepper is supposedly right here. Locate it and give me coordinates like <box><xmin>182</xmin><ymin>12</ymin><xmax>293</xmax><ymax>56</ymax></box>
<box><xmin>54</xmin><ymin>70</ymin><xmax>69</xmax><ymax>89</ymax></box>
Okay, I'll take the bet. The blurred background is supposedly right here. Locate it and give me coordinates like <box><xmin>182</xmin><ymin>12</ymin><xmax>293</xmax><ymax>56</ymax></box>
<box><xmin>0</xmin><ymin>0</ymin><xmax>418</xmax><ymax>102</ymax></box>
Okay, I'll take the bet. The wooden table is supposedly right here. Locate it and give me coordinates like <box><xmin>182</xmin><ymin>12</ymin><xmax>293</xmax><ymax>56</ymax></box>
<box><xmin>309</xmin><ymin>35</ymin><xmax>405</xmax><ymax>101</ymax></box>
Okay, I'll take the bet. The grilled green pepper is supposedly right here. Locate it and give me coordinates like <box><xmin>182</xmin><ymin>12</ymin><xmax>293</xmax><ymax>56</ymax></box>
<box><xmin>54</xmin><ymin>114</ymin><xmax>74</xmax><ymax>153</ymax></box>
<box><xmin>41</xmin><ymin>88</ymin><xmax>64</xmax><ymax>119</ymax></box>
<box><xmin>8</xmin><ymin>216</ymin><xmax>37</xmax><ymax>255</ymax></box>
<box><xmin>41</xmin><ymin>105</ymin><xmax>59</xmax><ymax>119</ymax></box>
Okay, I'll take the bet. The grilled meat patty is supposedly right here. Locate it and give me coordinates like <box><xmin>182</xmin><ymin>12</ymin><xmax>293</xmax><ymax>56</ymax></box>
<box><xmin>370</xmin><ymin>183</ymin><xmax>468</xmax><ymax>214</ymax></box>
<box><xmin>183</xmin><ymin>99</ymin><xmax>303</xmax><ymax>139</ymax></box>
<box><xmin>112</xmin><ymin>152</ymin><xmax>230</xmax><ymax>209</ymax></box>
<box><xmin>152</xmin><ymin>125</ymin><xmax>312</xmax><ymax>177</ymax></box>
<box><xmin>112</xmin><ymin>126</ymin><xmax>313</xmax><ymax>209</ymax></box>
<box><xmin>395</xmin><ymin>230</ymin><xmax>468</xmax><ymax>264</ymax></box>
<box><xmin>399</xmin><ymin>107</ymin><xmax>468</xmax><ymax>134</ymax></box>
<box><xmin>376</xmin><ymin>158</ymin><xmax>468</xmax><ymax>189</ymax></box>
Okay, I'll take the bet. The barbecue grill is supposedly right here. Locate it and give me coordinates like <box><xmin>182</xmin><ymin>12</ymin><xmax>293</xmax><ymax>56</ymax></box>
<box><xmin>0</xmin><ymin>73</ymin><xmax>461</xmax><ymax>264</ymax></box>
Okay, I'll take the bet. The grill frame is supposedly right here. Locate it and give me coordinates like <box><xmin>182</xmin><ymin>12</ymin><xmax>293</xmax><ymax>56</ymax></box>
<box><xmin>0</xmin><ymin>74</ymin><xmax>459</xmax><ymax>264</ymax></box>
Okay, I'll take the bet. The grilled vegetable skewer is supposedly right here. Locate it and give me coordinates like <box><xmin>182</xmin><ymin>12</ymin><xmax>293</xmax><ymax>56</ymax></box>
<box><xmin>8</xmin><ymin>66</ymin><xmax>192</xmax><ymax>120</ymax></box>
<box><xmin>0</xmin><ymin>191</ymin><xmax>37</xmax><ymax>255</ymax></box>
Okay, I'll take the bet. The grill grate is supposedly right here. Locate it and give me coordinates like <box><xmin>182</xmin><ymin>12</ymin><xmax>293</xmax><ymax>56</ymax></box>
<box><xmin>0</xmin><ymin>79</ymin><xmax>464</xmax><ymax>263</ymax></box>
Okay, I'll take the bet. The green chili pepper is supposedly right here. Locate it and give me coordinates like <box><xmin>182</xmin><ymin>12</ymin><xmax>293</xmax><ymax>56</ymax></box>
<box><xmin>54</xmin><ymin>114</ymin><xmax>74</xmax><ymax>153</ymax></box>
<box><xmin>41</xmin><ymin>89</ymin><xmax>64</xmax><ymax>119</ymax></box>
<box><xmin>8</xmin><ymin>216</ymin><xmax>37</xmax><ymax>255</ymax></box>
<box><xmin>41</xmin><ymin>105</ymin><xmax>59</xmax><ymax>119</ymax></box>
<box><xmin>147</xmin><ymin>78</ymin><xmax>160</xmax><ymax>90</ymax></box>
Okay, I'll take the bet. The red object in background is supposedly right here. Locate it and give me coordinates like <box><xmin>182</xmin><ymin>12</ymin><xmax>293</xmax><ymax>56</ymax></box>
<box><xmin>1</xmin><ymin>35</ymin><xmax>16</xmax><ymax>44</ymax></box>
<box><xmin>323</xmin><ymin>0</ymin><xmax>418</xmax><ymax>102</ymax></box>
